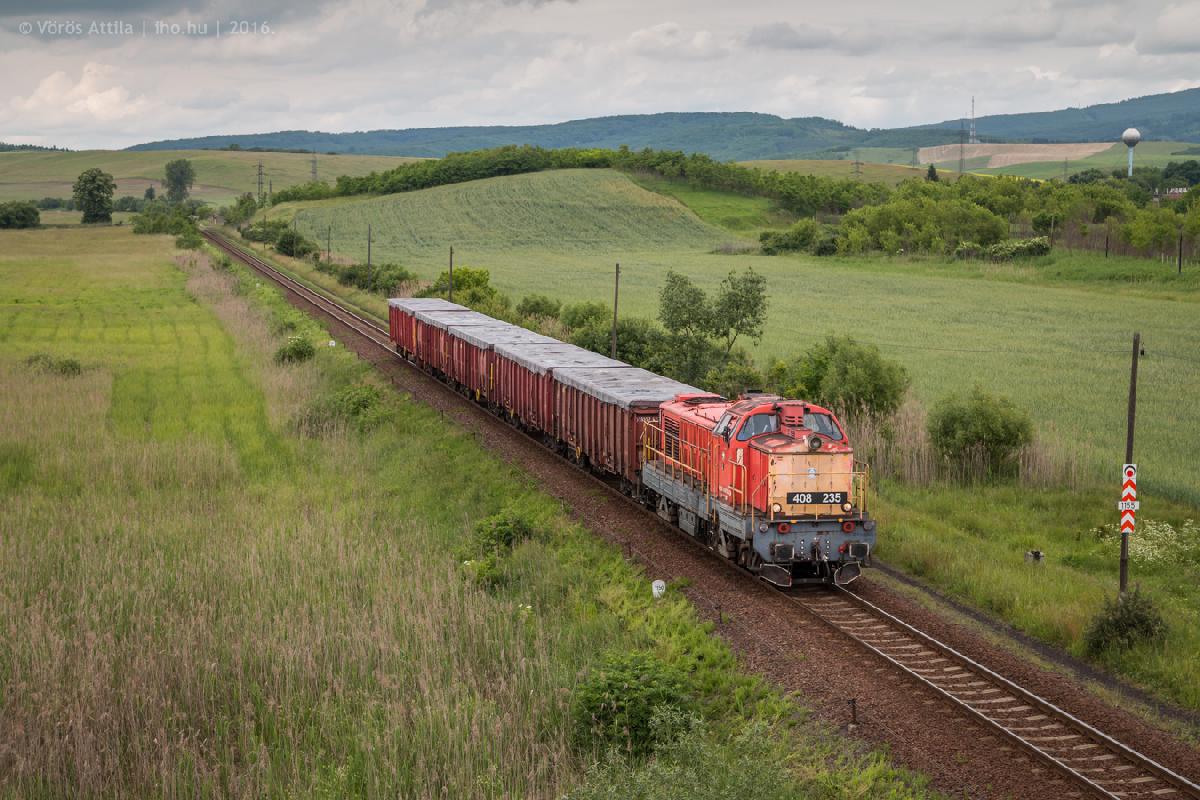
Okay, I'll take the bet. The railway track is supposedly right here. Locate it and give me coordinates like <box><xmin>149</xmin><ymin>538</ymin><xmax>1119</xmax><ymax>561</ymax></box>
<box><xmin>202</xmin><ymin>227</ymin><xmax>1200</xmax><ymax>800</ymax></box>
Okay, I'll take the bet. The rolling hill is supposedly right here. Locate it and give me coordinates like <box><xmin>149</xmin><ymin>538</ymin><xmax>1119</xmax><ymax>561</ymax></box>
<box><xmin>911</xmin><ymin>87</ymin><xmax>1200</xmax><ymax>143</ymax></box>
<box><xmin>0</xmin><ymin>149</ymin><xmax>418</xmax><ymax>205</ymax></box>
<box><xmin>268</xmin><ymin>168</ymin><xmax>731</xmax><ymax>266</ymax></box>
<box><xmin>128</xmin><ymin>87</ymin><xmax>1200</xmax><ymax>161</ymax></box>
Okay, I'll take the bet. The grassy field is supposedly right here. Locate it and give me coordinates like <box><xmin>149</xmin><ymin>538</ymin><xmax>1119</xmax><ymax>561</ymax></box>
<box><xmin>741</xmin><ymin>158</ymin><xmax>941</xmax><ymax>185</ymax></box>
<box><xmin>232</xmin><ymin>223</ymin><xmax>1200</xmax><ymax>712</ymax></box>
<box><xmin>979</xmin><ymin>141</ymin><xmax>1198</xmax><ymax>179</ymax></box>
<box><xmin>0</xmin><ymin>149</ymin><xmax>418</xmax><ymax>206</ymax></box>
<box><xmin>266</xmin><ymin>171</ymin><xmax>1200</xmax><ymax>505</ymax></box>
<box><xmin>0</xmin><ymin>226</ymin><xmax>934</xmax><ymax>797</ymax></box>
<box><xmin>35</xmin><ymin>209</ymin><xmax>136</xmax><ymax>226</ymax></box>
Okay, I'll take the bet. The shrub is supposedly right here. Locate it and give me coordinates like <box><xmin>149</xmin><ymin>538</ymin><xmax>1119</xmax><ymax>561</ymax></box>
<box><xmin>338</xmin><ymin>262</ymin><xmax>417</xmax><ymax>294</ymax></box>
<box><xmin>701</xmin><ymin>352</ymin><xmax>762</xmax><ymax>399</ymax></box>
<box><xmin>571</xmin><ymin>651</ymin><xmax>692</xmax><ymax>757</ymax></box>
<box><xmin>769</xmin><ymin>336</ymin><xmax>909</xmax><ymax>417</ymax></box>
<box><xmin>458</xmin><ymin>506</ymin><xmax>542</xmax><ymax>589</ymax></box>
<box><xmin>986</xmin><ymin>236</ymin><xmax>1051</xmax><ymax>261</ymax></box>
<box><xmin>759</xmin><ymin>218</ymin><xmax>820</xmax><ymax>255</ymax></box>
<box><xmin>1083</xmin><ymin>587</ymin><xmax>1167</xmax><ymax>657</ymax></box>
<box><xmin>516</xmin><ymin>293</ymin><xmax>562</xmax><ymax>319</ymax></box>
<box><xmin>561</xmin><ymin>301</ymin><xmax>610</xmax><ymax>331</ymax></box>
<box><xmin>927</xmin><ymin>385</ymin><xmax>1033</xmax><ymax>473</ymax></box>
<box><xmin>570</xmin><ymin>317</ymin><xmax>669</xmax><ymax>372</ymax></box>
<box><xmin>274</xmin><ymin>335</ymin><xmax>316</xmax><ymax>364</ymax></box>
<box><xmin>24</xmin><ymin>353</ymin><xmax>81</xmax><ymax>376</ymax></box>
<box><xmin>175</xmin><ymin>229</ymin><xmax>203</xmax><ymax>250</ymax></box>
<box><xmin>241</xmin><ymin>218</ymin><xmax>289</xmax><ymax>244</ymax></box>
<box><xmin>0</xmin><ymin>201</ymin><xmax>40</xmax><ymax>229</ymax></box>
<box><xmin>274</xmin><ymin>228</ymin><xmax>317</xmax><ymax>258</ymax></box>
<box><xmin>296</xmin><ymin>383</ymin><xmax>389</xmax><ymax>435</ymax></box>
<box><xmin>953</xmin><ymin>241</ymin><xmax>984</xmax><ymax>260</ymax></box>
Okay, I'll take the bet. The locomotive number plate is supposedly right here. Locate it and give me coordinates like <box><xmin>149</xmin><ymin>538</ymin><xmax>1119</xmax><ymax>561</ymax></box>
<box><xmin>786</xmin><ymin>491</ymin><xmax>846</xmax><ymax>505</ymax></box>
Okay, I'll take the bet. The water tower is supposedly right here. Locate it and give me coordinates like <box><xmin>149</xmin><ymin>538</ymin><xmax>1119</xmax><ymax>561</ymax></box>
<box><xmin>1122</xmin><ymin>128</ymin><xmax>1141</xmax><ymax>177</ymax></box>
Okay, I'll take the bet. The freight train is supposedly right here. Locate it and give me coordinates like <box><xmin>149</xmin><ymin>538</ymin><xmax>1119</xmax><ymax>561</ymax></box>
<box><xmin>389</xmin><ymin>297</ymin><xmax>875</xmax><ymax>586</ymax></box>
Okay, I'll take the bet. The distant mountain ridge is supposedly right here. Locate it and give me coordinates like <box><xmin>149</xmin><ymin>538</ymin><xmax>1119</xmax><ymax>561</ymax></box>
<box><xmin>127</xmin><ymin>87</ymin><xmax>1200</xmax><ymax>160</ymax></box>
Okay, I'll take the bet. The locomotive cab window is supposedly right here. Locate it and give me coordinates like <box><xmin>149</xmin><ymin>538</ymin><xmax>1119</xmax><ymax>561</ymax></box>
<box><xmin>803</xmin><ymin>412</ymin><xmax>843</xmax><ymax>442</ymax></box>
<box><xmin>713</xmin><ymin>413</ymin><xmax>737</xmax><ymax>440</ymax></box>
<box><xmin>736</xmin><ymin>413</ymin><xmax>779</xmax><ymax>442</ymax></box>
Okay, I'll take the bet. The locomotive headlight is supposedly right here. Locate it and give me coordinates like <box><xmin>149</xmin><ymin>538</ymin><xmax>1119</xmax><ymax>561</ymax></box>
<box><xmin>772</xmin><ymin>503</ymin><xmax>782</xmax><ymax>513</ymax></box>
<box><xmin>808</xmin><ymin>435</ymin><xmax>823</xmax><ymax>452</ymax></box>
<box><xmin>842</xmin><ymin>502</ymin><xmax>853</xmax><ymax>512</ymax></box>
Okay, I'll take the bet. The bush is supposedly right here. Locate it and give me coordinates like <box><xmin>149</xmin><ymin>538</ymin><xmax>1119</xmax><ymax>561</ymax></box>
<box><xmin>24</xmin><ymin>353</ymin><xmax>81</xmax><ymax>376</ymax></box>
<box><xmin>296</xmin><ymin>383</ymin><xmax>389</xmax><ymax>435</ymax></box>
<box><xmin>175</xmin><ymin>229</ymin><xmax>203</xmax><ymax>250</ymax></box>
<box><xmin>0</xmin><ymin>201</ymin><xmax>40</xmax><ymax>229</ymax></box>
<box><xmin>274</xmin><ymin>228</ymin><xmax>317</xmax><ymax>258</ymax></box>
<box><xmin>274</xmin><ymin>335</ymin><xmax>316</xmax><ymax>364</ymax></box>
<box><xmin>241</xmin><ymin>218</ymin><xmax>289</xmax><ymax>244</ymax></box>
<box><xmin>1083</xmin><ymin>587</ymin><xmax>1167</xmax><ymax>657</ymax></box>
<box><xmin>570</xmin><ymin>317</ymin><xmax>669</xmax><ymax>371</ymax></box>
<box><xmin>701</xmin><ymin>352</ymin><xmax>762</xmax><ymax>399</ymax></box>
<box><xmin>986</xmin><ymin>236</ymin><xmax>1051</xmax><ymax>261</ymax></box>
<box><xmin>516</xmin><ymin>293</ymin><xmax>562</xmax><ymax>319</ymax></box>
<box><xmin>758</xmin><ymin>218</ymin><xmax>820</xmax><ymax>255</ymax></box>
<box><xmin>561</xmin><ymin>301</ymin><xmax>610</xmax><ymax>331</ymax></box>
<box><xmin>337</xmin><ymin>262</ymin><xmax>416</xmax><ymax>294</ymax></box>
<box><xmin>927</xmin><ymin>385</ymin><xmax>1033</xmax><ymax>473</ymax></box>
<box><xmin>769</xmin><ymin>336</ymin><xmax>909</xmax><ymax>417</ymax></box>
<box><xmin>458</xmin><ymin>506</ymin><xmax>542</xmax><ymax>589</ymax></box>
<box><xmin>571</xmin><ymin>651</ymin><xmax>692</xmax><ymax>757</ymax></box>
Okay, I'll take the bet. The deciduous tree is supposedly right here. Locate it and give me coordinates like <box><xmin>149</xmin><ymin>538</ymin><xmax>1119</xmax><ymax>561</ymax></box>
<box><xmin>72</xmin><ymin>168</ymin><xmax>116</xmax><ymax>224</ymax></box>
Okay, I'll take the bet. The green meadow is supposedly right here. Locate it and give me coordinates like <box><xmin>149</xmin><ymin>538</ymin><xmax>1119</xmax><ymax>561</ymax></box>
<box><xmin>0</xmin><ymin>149</ymin><xmax>418</xmax><ymax>205</ymax></box>
<box><xmin>249</xmin><ymin>168</ymin><xmax>1200</xmax><ymax>712</ymax></box>
<box><xmin>268</xmin><ymin>169</ymin><xmax>1200</xmax><ymax>506</ymax></box>
<box><xmin>0</xmin><ymin>226</ymin><xmax>933</xmax><ymax>797</ymax></box>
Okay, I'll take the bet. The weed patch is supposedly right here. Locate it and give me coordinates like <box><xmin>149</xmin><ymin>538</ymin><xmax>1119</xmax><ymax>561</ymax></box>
<box><xmin>274</xmin><ymin>335</ymin><xmax>315</xmax><ymax>364</ymax></box>
<box><xmin>1084</xmin><ymin>587</ymin><xmax>1167</xmax><ymax>657</ymax></box>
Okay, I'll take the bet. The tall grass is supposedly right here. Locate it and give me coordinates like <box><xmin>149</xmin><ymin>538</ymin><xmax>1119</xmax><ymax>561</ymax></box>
<box><xmin>844</xmin><ymin>399</ymin><xmax>1091</xmax><ymax>490</ymax></box>
<box><xmin>0</xmin><ymin>227</ymin><xmax>936</xmax><ymax>798</ymax></box>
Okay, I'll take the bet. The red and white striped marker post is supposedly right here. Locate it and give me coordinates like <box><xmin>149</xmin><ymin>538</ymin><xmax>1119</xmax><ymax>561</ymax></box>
<box><xmin>1119</xmin><ymin>464</ymin><xmax>1138</xmax><ymax>532</ymax></box>
<box><xmin>1118</xmin><ymin>463</ymin><xmax>1138</xmax><ymax>593</ymax></box>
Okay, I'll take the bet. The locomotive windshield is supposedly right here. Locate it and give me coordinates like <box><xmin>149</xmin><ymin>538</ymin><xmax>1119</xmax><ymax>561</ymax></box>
<box><xmin>736</xmin><ymin>413</ymin><xmax>779</xmax><ymax>441</ymax></box>
<box><xmin>804</xmin><ymin>412</ymin><xmax>843</xmax><ymax>441</ymax></box>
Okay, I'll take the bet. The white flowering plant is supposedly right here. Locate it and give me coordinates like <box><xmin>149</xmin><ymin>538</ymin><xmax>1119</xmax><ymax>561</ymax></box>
<box><xmin>1090</xmin><ymin>518</ymin><xmax>1199</xmax><ymax>568</ymax></box>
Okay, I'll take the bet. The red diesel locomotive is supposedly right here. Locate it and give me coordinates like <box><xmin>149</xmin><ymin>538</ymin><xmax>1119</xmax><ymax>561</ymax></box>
<box><xmin>389</xmin><ymin>297</ymin><xmax>874</xmax><ymax>587</ymax></box>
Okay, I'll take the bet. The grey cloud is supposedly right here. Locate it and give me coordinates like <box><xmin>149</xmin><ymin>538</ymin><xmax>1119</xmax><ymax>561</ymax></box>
<box><xmin>743</xmin><ymin>21</ymin><xmax>877</xmax><ymax>54</ymax></box>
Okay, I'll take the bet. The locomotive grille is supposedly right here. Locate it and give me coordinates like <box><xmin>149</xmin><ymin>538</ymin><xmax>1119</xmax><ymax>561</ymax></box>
<box><xmin>664</xmin><ymin>416</ymin><xmax>681</xmax><ymax>460</ymax></box>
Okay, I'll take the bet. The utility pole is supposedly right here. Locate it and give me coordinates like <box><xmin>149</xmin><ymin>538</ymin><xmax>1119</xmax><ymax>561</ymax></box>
<box><xmin>326</xmin><ymin>226</ymin><xmax>331</xmax><ymax>263</ymax></box>
<box><xmin>610</xmin><ymin>263</ymin><xmax>620</xmax><ymax>359</ymax></box>
<box><xmin>256</xmin><ymin>160</ymin><xmax>264</xmax><ymax>204</ymax></box>
<box><xmin>448</xmin><ymin>246</ymin><xmax>454</xmax><ymax>303</ymax></box>
<box><xmin>958</xmin><ymin>121</ymin><xmax>966</xmax><ymax>180</ymax></box>
<box><xmin>268</xmin><ymin>180</ymin><xmax>272</xmax><ymax>205</ymax></box>
<box><xmin>367</xmin><ymin>224</ymin><xmax>372</xmax><ymax>268</ymax></box>
<box><xmin>852</xmin><ymin>150</ymin><xmax>863</xmax><ymax>180</ymax></box>
<box><xmin>1179</xmin><ymin>227</ymin><xmax>1185</xmax><ymax>274</ymax></box>
<box><xmin>1119</xmin><ymin>332</ymin><xmax>1141</xmax><ymax>595</ymax></box>
<box><xmin>311</xmin><ymin>150</ymin><xmax>318</xmax><ymax>183</ymax></box>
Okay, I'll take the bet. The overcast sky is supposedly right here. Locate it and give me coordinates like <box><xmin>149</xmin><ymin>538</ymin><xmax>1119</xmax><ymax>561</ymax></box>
<box><xmin>1</xmin><ymin>0</ymin><xmax>1198</xmax><ymax>149</ymax></box>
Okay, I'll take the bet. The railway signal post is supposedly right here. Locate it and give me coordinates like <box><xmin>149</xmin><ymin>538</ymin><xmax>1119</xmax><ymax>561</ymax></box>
<box><xmin>1119</xmin><ymin>332</ymin><xmax>1140</xmax><ymax>595</ymax></box>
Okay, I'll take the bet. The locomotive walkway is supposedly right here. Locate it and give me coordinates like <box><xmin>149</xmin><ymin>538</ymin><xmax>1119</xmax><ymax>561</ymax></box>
<box><xmin>201</xmin><ymin>228</ymin><xmax>1200</xmax><ymax>800</ymax></box>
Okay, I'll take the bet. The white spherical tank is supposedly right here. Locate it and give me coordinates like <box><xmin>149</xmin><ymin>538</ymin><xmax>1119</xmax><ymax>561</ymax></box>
<box><xmin>1121</xmin><ymin>128</ymin><xmax>1141</xmax><ymax>147</ymax></box>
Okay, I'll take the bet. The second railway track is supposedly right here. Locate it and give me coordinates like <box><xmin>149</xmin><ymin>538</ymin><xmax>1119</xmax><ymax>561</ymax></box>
<box><xmin>202</xmin><ymin>227</ymin><xmax>1200</xmax><ymax>800</ymax></box>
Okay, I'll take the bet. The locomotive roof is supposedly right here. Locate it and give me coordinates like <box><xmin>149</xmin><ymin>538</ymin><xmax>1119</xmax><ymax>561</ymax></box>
<box><xmin>387</xmin><ymin>298</ymin><xmax>468</xmax><ymax>312</ymax></box>
<box><xmin>452</xmin><ymin>323</ymin><xmax>559</xmax><ymax>349</ymax></box>
<box><xmin>554</xmin><ymin>366</ymin><xmax>701</xmax><ymax>410</ymax></box>
<box><xmin>493</xmin><ymin>342</ymin><xmax>625</xmax><ymax>375</ymax></box>
<box><xmin>412</xmin><ymin>308</ymin><xmax>502</xmax><ymax>328</ymax></box>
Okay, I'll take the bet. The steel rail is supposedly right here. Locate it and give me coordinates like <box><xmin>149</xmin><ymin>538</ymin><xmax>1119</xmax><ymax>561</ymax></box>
<box><xmin>203</xmin><ymin>226</ymin><xmax>1200</xmax><ymax>800</ymax></box>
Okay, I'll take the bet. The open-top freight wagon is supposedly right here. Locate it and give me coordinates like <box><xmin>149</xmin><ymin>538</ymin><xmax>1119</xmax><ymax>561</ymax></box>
<box><xmin>387</xmin><ymin>298</ymin><xmax>875</xmax><ymax>586</ymax></box>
